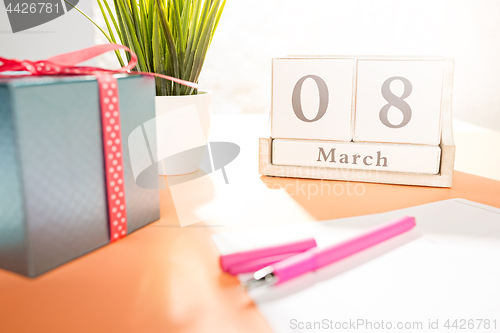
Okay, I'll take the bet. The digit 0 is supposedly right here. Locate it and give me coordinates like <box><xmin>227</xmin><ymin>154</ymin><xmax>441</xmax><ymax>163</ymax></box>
<box><xmin>379</xmin><ymin>76</ymin><xmax>412</xmax><ymax>128</ymax></box>
<box><xmin>291</xmin><ymin>75</ymin><xmax>329</xmax><ymax>123</ymax></box>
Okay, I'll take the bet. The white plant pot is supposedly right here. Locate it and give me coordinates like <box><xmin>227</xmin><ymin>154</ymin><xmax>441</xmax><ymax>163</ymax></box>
<box><xmin>155</xmin><ymin>91</ymin><xmax>212</xmax><ymax>176</ymax></box>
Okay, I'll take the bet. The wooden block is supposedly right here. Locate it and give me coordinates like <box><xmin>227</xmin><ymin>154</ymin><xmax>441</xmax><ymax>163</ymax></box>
<box><xmin>260</xmin><ymin>135</ymin><xmax>454</xmax><ymax>187</ymax></box>
<box><xmin>272</xmin><ymin>139</ymin><xmax>441</xmax><ymax>174</ymax></box>
<box><xmin>271</xmin><ymin>57</ymin><xmax>354</xmax><ymax>141</ymax></box>
<box><xmin>354</xmin><ymin>59</ymin><xmax>444</xmax><ymax>145</ymax></box>
<box><xmin>261</xmin><ymin>57</ymin><xmax>455</xmax><ymax>187</ymax></box>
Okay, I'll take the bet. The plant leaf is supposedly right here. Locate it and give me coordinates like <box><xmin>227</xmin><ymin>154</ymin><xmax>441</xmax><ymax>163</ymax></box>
<box><xmin>96</xmin><ymin>0</ymin><xmax>125</xmax><ymax>67</ymax></box>
<box><xmin>155</xmin><ymin>0</ymin><xmax>180</xmax><ymax>94</ymax></box>
<box><xmin>115</xmin><ymin>0</ymin><xmax>148</xmax><ymax>71</ymax></box>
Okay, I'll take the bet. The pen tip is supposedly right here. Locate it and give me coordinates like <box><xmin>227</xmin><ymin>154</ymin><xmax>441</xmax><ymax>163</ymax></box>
<box><xmin>241</xmin><ymin>267</ymin><xmax>277</xmax><ymax>290</ymax></box>
<box><xmin>242</xmin><ymin>277</ymin><xmax>267</xmax><ymax>290</ymax></box>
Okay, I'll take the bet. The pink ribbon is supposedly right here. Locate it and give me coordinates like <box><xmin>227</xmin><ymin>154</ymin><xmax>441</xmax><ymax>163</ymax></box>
<box><xmin>0</xmin><ymin>43</ymin><xmax>199</xmax><ymax>89</ymax></box>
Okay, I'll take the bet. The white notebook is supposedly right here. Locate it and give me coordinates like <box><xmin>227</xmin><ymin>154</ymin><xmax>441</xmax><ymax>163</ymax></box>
<box><xmin>212</xmin><ymin>199</ymin><xmax>500</xmax><ymax>333</ymax></box>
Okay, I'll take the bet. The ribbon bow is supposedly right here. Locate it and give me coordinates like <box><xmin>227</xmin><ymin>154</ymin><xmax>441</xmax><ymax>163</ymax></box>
<box><xmin>0</xmin><ymin>43</ymin><xmax>198</xmax><ymax>89</ymax></box>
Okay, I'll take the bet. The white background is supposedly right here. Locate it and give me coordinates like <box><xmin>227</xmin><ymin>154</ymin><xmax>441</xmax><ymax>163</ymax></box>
<box><xmin>2</xmin><ymin>0</ymin><xmax>500</xmax><ymax>131</ymax></box>
<box><xmin>0</xmin><ymin>0</ymin><xmax>95</xmax><ymax>64</ymax></box>
<box><xmin>201</xmin><ymin>0</ymin><xmax>500</xmax><ymax>131</ymax></box>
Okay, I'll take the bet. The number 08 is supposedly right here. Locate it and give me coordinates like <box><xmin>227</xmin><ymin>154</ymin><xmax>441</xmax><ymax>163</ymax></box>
<box><xmin>291</xmin><ymin>74</ymin><xmax>413</xmax><ymax>128</ymax></box>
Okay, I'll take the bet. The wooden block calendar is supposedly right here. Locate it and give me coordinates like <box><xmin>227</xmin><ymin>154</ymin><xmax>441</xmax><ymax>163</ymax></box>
<box><xmin>259</xmin><ymin>56</ymin><xmax>455</xmax><ymax>187</ymax></box>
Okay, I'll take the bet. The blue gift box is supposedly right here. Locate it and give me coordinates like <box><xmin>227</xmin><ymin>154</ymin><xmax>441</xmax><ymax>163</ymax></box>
<box><xmin>0</xmin><ymin>74</ymin><xmax>160</xmax><ymax>277</ymax></box>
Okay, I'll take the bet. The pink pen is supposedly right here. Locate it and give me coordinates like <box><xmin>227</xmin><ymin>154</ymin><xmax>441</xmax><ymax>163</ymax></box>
<box><xmin>220</xmin><ymin>238</ymin><xmax>317</xmax><ymax>274</ymax></box>
<box><xmin>244</xmin><ymin>216</ymin><xmax>416</xmax><ymax>289</ymax></box>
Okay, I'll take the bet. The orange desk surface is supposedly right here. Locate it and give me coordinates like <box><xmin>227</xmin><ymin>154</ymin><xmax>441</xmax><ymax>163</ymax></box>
<box><xmin>0</xmin><ymin>171</ymin><xmax>499</xmax><ymax>333</ymax></box>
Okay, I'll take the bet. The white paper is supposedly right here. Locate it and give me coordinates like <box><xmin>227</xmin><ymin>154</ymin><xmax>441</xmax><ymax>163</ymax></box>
<box><xmin>212</xmin><ymin>199</ymin><xmax>500</xmax><ymax>333</ymax></box>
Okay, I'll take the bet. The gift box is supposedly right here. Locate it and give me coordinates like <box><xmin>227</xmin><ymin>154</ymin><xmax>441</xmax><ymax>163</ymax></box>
<box><xmin>0</xmin><ymin>74</ymin><xmax>160</xmax><ymax>277</ymax></box>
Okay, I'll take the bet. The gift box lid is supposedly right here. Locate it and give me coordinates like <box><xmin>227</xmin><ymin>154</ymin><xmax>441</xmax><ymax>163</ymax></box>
<box><xmin>0</xmin><ymin>73</ymin><xmax>130</xmax><ymax>87</ymax></box>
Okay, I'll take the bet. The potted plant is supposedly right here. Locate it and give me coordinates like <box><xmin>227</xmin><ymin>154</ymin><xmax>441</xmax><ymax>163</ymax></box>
<box><xmin>76</xmin><ymin>0</ymin><xmax>225</xmax><ymax>175</ymax></box>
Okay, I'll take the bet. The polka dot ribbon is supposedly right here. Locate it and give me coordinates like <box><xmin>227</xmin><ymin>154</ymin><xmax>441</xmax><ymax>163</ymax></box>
<box><xmin>96</xmin><ymin>74</ymin><xmax>127</xmax><ymax>242</ymax></box>
<box><xmin>0</xmin><ymin>43</ymin><xmax>198</xmax><ymax>90</ymax></box>
<box><xmin>0</xmin><ymin>44</ymin><xmax>198</xmax><ymax>243</ymax></box>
